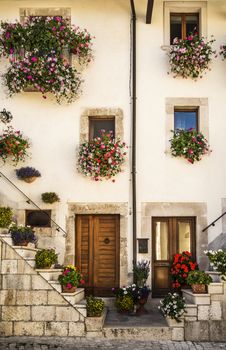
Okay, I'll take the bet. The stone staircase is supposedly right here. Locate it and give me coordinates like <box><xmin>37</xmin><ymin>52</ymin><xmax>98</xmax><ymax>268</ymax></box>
<box><xmin>0</xmin><ymin>233</ymin><xmax>86</xmax><ymax>337</ymax></box>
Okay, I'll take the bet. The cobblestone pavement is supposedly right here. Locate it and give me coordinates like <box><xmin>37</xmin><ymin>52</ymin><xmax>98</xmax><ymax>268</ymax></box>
<box><xmin>0</xmin><ymin>338</ymin><xmax>226</xmax><ymax>350</ymax></box>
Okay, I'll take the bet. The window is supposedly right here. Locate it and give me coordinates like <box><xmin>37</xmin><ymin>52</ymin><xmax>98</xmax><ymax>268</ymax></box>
<box><xmin>170</xmin><ymin>13</ymin><xmax>199</xmax><ymax>44</ymax></box>
<box><xmin>89</xmin><ymin>116</ymin><xmax>115</xmax><ymax>140</ymax></box>
<box><xmin>26</xmin><ymin>210</ymin><xmax>51</xmax><ymax>228</ymax></box>
<box><xmin>163</xmin><ymin>2</ymin><xmax>207</xmax><ymax>46</ymax></box>
<box><xmin>174</xmin><ymin>108</ymin><xmax>198</xmax><ymax>131</ymax></box>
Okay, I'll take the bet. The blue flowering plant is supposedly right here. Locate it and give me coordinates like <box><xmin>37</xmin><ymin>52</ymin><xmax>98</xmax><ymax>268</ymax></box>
<box><xmin>9</xmin><ymin>224</ymin><xmax>37</xmax><ymax>246</ymax></box>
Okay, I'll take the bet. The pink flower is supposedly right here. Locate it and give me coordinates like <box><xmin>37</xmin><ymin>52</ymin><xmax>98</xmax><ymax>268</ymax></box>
<box><xmin>9</xmin><ymin>48</ymin><xmax>14</xmax><ymax>54</ymax></box>
<box><xmin>27</xmin><ymin>75</ymin><xmax>32</xmax><ymax>80</ymax></box>
<box><xmin>66</xmin><ymin>283</ymin><xmax>72</xmax><ymax>289</ymax></box>
<box><xmin>5</xmin><ymin>32</ymin><xmax>11</xmax><ymax>38</ymax></box>
<box><xmin>31</xmin><ymin>57</ymin><xmax>38</xmax><ymax>62</ymax></box>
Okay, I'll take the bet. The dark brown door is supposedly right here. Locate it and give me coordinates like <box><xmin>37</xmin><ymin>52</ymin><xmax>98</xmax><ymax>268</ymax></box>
<box><xmin>76</xmin><ymin>214</ymin><xmax>120</xmax><ymax>296</ymax></box>
<box><xmin>152</xmin><ymin>217</ymin><xmax>196</xmax><ymax>297</ymax></box>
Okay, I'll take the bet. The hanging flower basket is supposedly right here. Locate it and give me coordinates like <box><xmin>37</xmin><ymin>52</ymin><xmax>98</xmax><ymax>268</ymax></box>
<box><xmin>170</xmin><ymin>129</ymin><xmax>211</xmax><ymax>164</ymax></box>
<box><xmin>0</xmin><ymin>126</ymin><xmax>30</xmax><ymax>165</ymax></box>
<box><xmin>16</xmin><ymin>166</ymin><xmax>41</xmax><ymax>183</ymax></box>
<box><xmin>168</xmin><ymin>34</ymin><xmax>216</xmax><ymax>79</ymax></box>
<box><xmin>78</xmin><ymin>130</ymin><xmax>127</xmax><ymax>181</ymax></box>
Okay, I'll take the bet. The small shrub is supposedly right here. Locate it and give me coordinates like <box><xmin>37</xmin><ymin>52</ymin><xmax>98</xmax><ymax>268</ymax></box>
<box><xmin>0</xmin><ymin>207</ymin><xmax>13</xmax><ymax>228</ymax></box>
<box><xmin>159</xmin><ymin>293</ymin><xmax>186</xmax><ymax>322</ymax></box>
<box><xmin>204</xmin><ymin>249</ymin><xmax>226</xmax><ymax>280</ymax></box>
<box><xmin>35</xmin><ymin>249</ymin><xmax>58</xmax><ymax>268</ymax></box>
<box><xmin>41</xmin><ymin>192</ymin><xmax>60</xmax><ymax>204</ymax></box>
<box><xmin>9</xmin><ymin>224</ymin><xmax>37</xmax><ymax>245</ymax></box>
<box><xmin>86</xmin><ymin>296</ymin><xmax>105</xmax><ymax>317</ymax></box>
<box><xmin>16</xmin><ymin>166</ymin><xmax>41</xmax><ymax>179</ymax></box>
<box><xmin>115</xmin><ymin>295</ymin><xmax>134</xmax><ymax>313</ymax></box>
<box><xmin>187</xmin><ymin>270</ymin><xmax>212</xmax><ymax>285</ymax></box>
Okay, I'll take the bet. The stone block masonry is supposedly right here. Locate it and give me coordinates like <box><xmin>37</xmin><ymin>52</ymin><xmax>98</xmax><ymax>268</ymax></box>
<box><xmin>0</xmin><ymin>239</ymin><xmax>85</xmax><ymax>337</ymax></box>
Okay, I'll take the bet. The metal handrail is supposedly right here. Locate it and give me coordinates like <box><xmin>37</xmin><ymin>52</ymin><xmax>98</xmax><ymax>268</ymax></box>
<box><xmin>0</xmin><ymin>171</ymin><xmax>67</xmax><ymax>236</ymax></box>
<box><xmin>202</xmin><ymin>211</ymin><xmax>226</xmax><ymax>232</ymax></box>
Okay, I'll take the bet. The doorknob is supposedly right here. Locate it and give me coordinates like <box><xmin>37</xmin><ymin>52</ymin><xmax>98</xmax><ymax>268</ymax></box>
<box><xmin>104</xmin><ymin>238</ymin><xmax>110</xmax><ymax>244</ymax></box>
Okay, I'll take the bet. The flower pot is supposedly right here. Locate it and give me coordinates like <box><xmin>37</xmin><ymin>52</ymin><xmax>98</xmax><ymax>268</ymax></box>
<box><xmin>191</xmin><ymin>284</ymin><xmax>206</xmax><ymax>294</ymax></box>
<box><xmin>136</xmin><ymin>297</ymin><xmax>148</xmax><ymax>315</ymax></box>
<box><xmin>62</xmin><ymin>285</ymin><xmax>77</xmax><ymax>293</ymax></box>
<box><xmin>14</xmin><ymin>241</ymin><xmax>28</xmax><ymax>247</ymax></box>
<box><xmin>23</xmin><ymin>176</ymin><xmax>37</xmax><ymax>183</ymax></box>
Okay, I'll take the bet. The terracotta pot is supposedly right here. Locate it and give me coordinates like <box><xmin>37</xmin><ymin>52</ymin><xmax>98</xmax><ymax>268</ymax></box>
<box><xmin>62</xmin><ymin>285</ymin><xmax>77</xmax><ymax>293</ymax></box>
<box><xmin>191</xmin><ymin>284</ymin><xmax>206</xmax><ymax>294</ymax></box>
<box><xmin>15</xmin><ymin>241</ymin><xmax>28</xmax><ymax>247</ymax></box>
<box><xmin>23</xmin><ymin>176</ymin><xmax>37</xmax><ymax>183</ymax></box>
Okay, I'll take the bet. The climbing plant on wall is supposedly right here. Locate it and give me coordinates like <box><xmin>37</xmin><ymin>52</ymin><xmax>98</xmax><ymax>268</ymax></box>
<box><xmin>0</xmin><ymin>16</ymin><xmax>93</xmax><ymax>103</ymax></box>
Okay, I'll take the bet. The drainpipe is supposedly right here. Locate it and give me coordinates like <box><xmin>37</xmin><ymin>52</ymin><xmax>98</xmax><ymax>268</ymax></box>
<box><xmin>130</xmin><ymin>0</ymin><xmax>137</xmax><ymax>269</ymax></box>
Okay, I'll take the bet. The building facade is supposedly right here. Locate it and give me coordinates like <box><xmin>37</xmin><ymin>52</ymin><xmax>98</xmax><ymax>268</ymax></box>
<box><xmin>0</xmin><ymin>0</ymin><xmax>226</xmax><ymax>298</ymax></box>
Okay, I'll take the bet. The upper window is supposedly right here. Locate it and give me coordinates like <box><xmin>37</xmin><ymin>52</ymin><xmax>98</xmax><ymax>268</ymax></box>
<box><xmin>89</xmin><ymin>116</ymin><xmax>115</xmax><ymax>141</ymax></box>
<box><xmin>26</xmin><ymin>210</ymin><xmax>51</xmax><ymax>228</ymax></box>
<box><xmin>163</xmin><ymin>2</ymin><xmax>207</xmax><ymax>46</ymax></box>
<box><xmin>174</xmin><ymin>108</ymin><xmax>198</xmax><ymax>131</ymax></box>
<box><xmin>170</xmin><ymin>13</ymin><xmax>199</xmax><ymax>44</ymax></box>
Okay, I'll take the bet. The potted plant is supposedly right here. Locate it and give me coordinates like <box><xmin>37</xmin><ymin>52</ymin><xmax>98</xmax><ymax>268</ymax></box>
<box><xmin>204</xmin><ymin>249</ymin><xmax>226</xmax><ymax>281</ymax></box>
<box><xmin>16</xmin><ymin>166</ymin><xmax>41</xmax><ymax>183</ymax></box>
<box><xmin>9</xmin><ymin>224</ymin><xmax>37</xmax><ymax>246</ymax></box>
<box><xmin>133</xmin><ymin>260</ymin><xmax>150</xmax><ymax>287</ymax></box>
<box><xmin>170</xmin><ymin>129</ymin><xmax>210</xmax><ymax>164</ymax></box>
<box><xmin>170</xmin><ymin>251</ymin><xmax>199</xmax><ymax>290</ymax></box>
<box><xmin>159</xmin><ymin>292</ymin><xmax>186</xmax><ymax>323</ymax></box>
<box><xmin>41</xmin><ymin>192</ymin><xmax>60</xmax><ymax>204</ymax></box>
<box><xmin>0</xmin><ymin>126</ymin><xmax>30</xmax><ymax>165</ymax></box>
<box><xmin>187</xmin><ymin>270</ymin><xmax>212</xmax><ymax>294</ymax></box>
<box><xmin>0</xmin><ymin>207</ymin><xmax>13</xmax><ymax>228</ymax></box>
<box><xmin>86</xmin><ymin>296</ymin><xmax>105</xmax><ymax>317</ymax></box>
<box><xmin>115</xmin><ymin>294</ymin><xmax>134</xmax><ymax>314</ymax></box>
<box><xmin>78</xmin><ymin>130</ymin><xmax>127</xmax><ymax>182</ymax></box>
<box><xmin>168</xmin><ymin>33</ymin><xmax>215</xmax><ymax>79</ymax></box>
<box><xmin>58</xmin><ymin>265</ymin><xmax>85</xmax><ymax>293</ymax></box>
<box><xmin>35</xmin><ymin>249</ymin><xmax>58</xmax><ymax>269</ymax></box>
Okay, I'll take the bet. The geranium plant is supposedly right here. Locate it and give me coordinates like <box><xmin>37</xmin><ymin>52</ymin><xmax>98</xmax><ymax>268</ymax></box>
<box><xmin>169</xmin><ymin>33</ymin><xmax>215</xmax><ymax>79</ymax></box>
<box><xmin>170</xmin><ymin>129</ymin><xmax>210</xmax><ymax>164</ymax></box>
<box><xmin>171</xmin><ymin>251</ymin><xmax>199</xmax><ymax>289</ymax></box>
<box><xmin>0</xmin><ymin>126</ymin><xmax>30</xmax><ymax>164</ymax></box>
<box><xmin>4</xmin><ymin>55</ymin><xmax>82</xmax><ymax>104</ymax></box>
<box><xmin>0</xmin><ymin>16</ymin><xmax>93</xmax><ymax>103</ymax></box>
<box><xmin>78</xmin><ymin>130</ymin><xmax>127</xmax><ymax>181</ymax></box>
<box><xmin>58</xmin><ymin>265</ymin><xmax>85</xmax><ymax>289</ymax></box>
<box><xmin>204</xmin><ymin>249</ymin><xmax>226</xmax><ymax>281</ymax></box>
<box><xmin>159</xmin><ymin>292</ymin><xmax>186</xmax><ymax>322</ymax></box>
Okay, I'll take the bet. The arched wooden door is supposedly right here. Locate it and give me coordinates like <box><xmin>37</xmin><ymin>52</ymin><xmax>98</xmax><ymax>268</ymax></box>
<box><xmin>75</xmin><ymin>214</ymin><xmax>120</xmax><ymax>296</ymax></box>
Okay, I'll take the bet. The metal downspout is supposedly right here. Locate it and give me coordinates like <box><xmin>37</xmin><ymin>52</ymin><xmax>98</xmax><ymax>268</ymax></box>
<box><xmin>130</xmin><ymin>0</ymin><xmax>137</xmax><ymax>268</ymax></box>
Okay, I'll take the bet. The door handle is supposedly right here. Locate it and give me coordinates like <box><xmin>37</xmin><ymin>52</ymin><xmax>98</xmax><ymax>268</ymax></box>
<box><xmin>104</xmin><ymin>238</ymin><xmax>110</xmax><ymax>244</ymax></box>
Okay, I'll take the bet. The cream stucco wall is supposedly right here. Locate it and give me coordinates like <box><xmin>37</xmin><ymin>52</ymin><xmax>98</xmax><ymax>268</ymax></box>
<box><xmin>0</xmin><ymin>0</ymin><xmax>226</xmax><ymax>279</ymax></box>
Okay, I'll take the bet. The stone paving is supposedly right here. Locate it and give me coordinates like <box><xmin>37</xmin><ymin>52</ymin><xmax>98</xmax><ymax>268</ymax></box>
<box><xmin>0</xmin><ymin>338</ymin><xmax>226</xmax><ymax>350</ymax></box>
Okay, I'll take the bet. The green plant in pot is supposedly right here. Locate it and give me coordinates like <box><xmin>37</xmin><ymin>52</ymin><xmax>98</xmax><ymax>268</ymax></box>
<box><xmin>41</xmin><ymin>192</ymin><xmax>60</xmax><ymax>204</ymax></box>
<box><xmin>0</xmin><ymin>207</ymin><xmax>13</xmax><ymax>228</ymax></box>
<box><xmin>133</xmin><ymin>260</ymin><xmax>150</xmax><ymax>287</ymax></box>
<box><xmin>58</xmin><ymin>265</ymin><xmax>85</xmax><ymax>293</ymax></box>
<box><xmin>9</xmin><ymin>224</ymin><xmax>37</xmax><ymax>246</ymax></box>
<box><xmin>115</xmin><ymin>294</ymin><xmax>134</xmax><ymax>313</ymax></box>
<box><xmin>86</xmin><ymin>296</ymin><xmax>105</xmax><ymax>317</ymax></box>
<box><xmin>35</xmin><ymin>249</ymin><xmax>58</xmax><ymax>269</ymax></box>
<box><xmin>187</xmin><ymin>270</ymin><xmax>212</xmax><ymax>294</ymax></box>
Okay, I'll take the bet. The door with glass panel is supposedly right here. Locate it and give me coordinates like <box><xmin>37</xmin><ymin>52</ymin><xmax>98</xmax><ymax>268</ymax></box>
<box><xmin>152</xmin><ymin>217</ymin><xmax>196</xmax><ymax>297</ymax></box>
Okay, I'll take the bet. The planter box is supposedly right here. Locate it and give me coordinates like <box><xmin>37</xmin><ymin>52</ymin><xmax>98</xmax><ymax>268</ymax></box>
<box><xmin>182</xmin><ymin>289</ymin><xmax>210</xmax><ymax>305</ymax></box>
<box><xmin>85</xmin><ymin>308</ymin><xmax>107</xmax><ymax>332</ymax></box>
<box><xmin>206</xmin><ymin>271</ymin><xmax>221</xmax><ymax>283</ymax></box>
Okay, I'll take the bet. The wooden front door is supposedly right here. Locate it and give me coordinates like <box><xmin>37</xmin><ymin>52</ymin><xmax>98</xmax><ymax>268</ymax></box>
<box><xmin>75</xmin><ymin>214</ymin><xmax>120</xmax><ymax>296</ymax></box>
<box><xmin>152</xmin><ymin>217</ymin><xmax>196</xmax><ymax>297</ymax></box>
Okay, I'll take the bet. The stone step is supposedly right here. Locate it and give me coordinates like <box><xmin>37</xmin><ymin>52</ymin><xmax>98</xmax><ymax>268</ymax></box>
<box><xmin>208</xmin><ymin>282</ymin><xmax>224</xmax><ymax>295</ymax></box>
<box><xmin>101</xmin><ymin>297</ymin><xmax>116</xmax><ymax>310</ymax></box>
<box><xmin>14</xmin><ymin>246</ymin><xmax>39</xmax><ymax>259</ymax></box>
<box><xmin>38</xmin><ymin>269</ymin><xmax>63</xmax><ymax>281</ymax></box>
<box><xmin>25</xmin><ymin>258</ymin><xmax>36</xmax><ymax>268</ymax></box>
<box><xmin>62</xmin><ymin>288</ymin><xmax>85</xmax><ymax>305</ymax></box>
<box><xmin>74</xmin><ymin>302</ymin><xmax>87</xmax><ymax>317</ymax></box>
<box><xmin>102</xmin><ymin>326</ymin><xmax>172</xmax><ymax>340</ymax></box>
<box><xmin>182</xmin><ymin>289</ymin><xmax>210</xmax><ymax>305</ymax></box>
<box><xmin>0</xmin><ymin>234</ymin><xmax>13</xmax><ymax>245</ymax></box>
<box><xmin>49</xmin><ymin>280</ymin><xmax>61</xmax><ymax>292</ymax></box>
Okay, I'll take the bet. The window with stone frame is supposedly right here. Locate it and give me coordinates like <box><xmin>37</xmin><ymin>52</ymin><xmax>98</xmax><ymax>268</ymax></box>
<box><xmin>163</xmin><ymin>1</ymin><xmax>207</xmax><ymax>47</ymax></box>
<box><xmin>174</xmin><ymin>107</ymin><xmax>199</xmax><ymax>131</ymax></box>
<box><xmin>89</xmin><ymin>116</ymin><xmax>115</xmax><ymax>141</ymax></box>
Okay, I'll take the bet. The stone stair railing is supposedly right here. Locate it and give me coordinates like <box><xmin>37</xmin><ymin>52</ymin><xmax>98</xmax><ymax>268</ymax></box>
<box><xmin>0</xmin><ymin>232</ymin><xmax>87</xmax><ymax>337</ymax></box>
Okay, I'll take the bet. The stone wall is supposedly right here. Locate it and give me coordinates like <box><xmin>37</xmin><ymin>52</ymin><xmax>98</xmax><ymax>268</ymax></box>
<box><xmin>0</xmin><ymin>239</ymin><xmax>85</xmax><ymax>337</ymax></box>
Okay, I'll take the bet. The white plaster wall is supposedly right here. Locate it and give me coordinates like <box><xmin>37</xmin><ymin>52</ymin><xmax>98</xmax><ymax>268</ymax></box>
<box><xmin>0</xmin><ymin>0</ymin><xmax>226</xmax><ymax>268</ymax></box>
